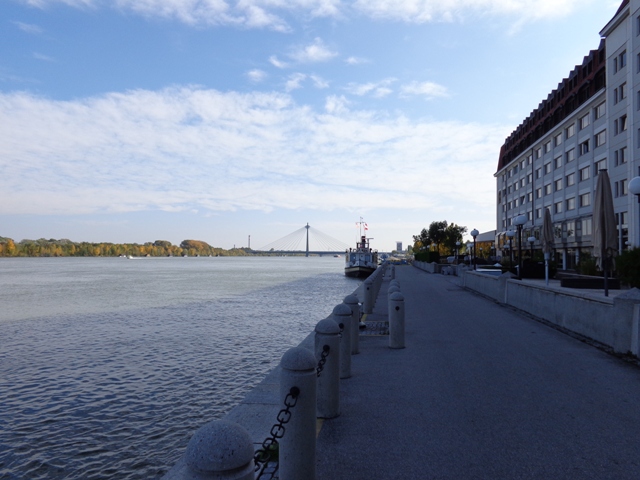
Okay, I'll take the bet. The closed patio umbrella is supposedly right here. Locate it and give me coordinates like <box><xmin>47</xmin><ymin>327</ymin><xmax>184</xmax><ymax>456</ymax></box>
<box><xmin>541</xmin><ymin>207</ymin><xmax>554</xmax><ymax>285</ymax></box>
<box><xmin>593</xmin><ymin>169</ymin><xmax>617</xmax><ymax>296</ymax></box>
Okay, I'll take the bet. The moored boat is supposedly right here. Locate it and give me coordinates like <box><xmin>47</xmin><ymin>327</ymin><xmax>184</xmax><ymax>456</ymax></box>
<box><xmin>345</xmin><ymin>234</ymin><xmax>378</xmax><ymax>277</ymax></box>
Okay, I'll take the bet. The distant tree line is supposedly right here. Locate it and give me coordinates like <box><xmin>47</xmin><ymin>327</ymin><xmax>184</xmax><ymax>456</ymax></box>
<box><xmin>0</xmin><ymin>237</ymin><xmax>252</xmax><ymax>257</ymax></box>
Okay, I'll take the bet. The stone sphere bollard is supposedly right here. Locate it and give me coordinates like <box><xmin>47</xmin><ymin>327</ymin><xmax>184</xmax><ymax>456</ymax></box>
<box><xmin>164</xmin><ymin>420</ymin><xmax>255</xmax><ymax>480</ymax></box>
<box><xmin>387</xmin><ymin>284</ymin><xmax>400</xmax><ymax>298</ymax></box>
<box><xmin>280</xmin><ymin>347</ymin><xmax>317</xmax><ymax>480</ymax></box>
<box><xmin>333</xmin><ymin>303</ymin><xmax>353</xmax><ymax>379</ymax></box>
<box><xmin>389</xmin><ymin>291</ymin><xmax>405</xmax><ymax>349</ymax></box>
<box><xmin>363</xmin><ymin>277</ymin><xmax>374</xmax><ymax>314</ymax></box>
<box><xmin>343</xmin><ymin>294</ymin><xmax>360</xmax><ymax>354</ymax></box>
<box><xmin>315</xmin><ymin>318</ymin><xmax>340</xmax><ymax>419</ymax></box>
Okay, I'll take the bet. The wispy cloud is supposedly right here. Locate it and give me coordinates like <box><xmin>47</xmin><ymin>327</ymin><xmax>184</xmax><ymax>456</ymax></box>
<box><xmin>345</xmin><ymin>56</ymin><xmax>369</xmax><ymax>65</ymax></box>
<box><xmin>345</xmin><ymin>78</ymin><xmax>396</xmax><ymax>98</ymax></box>
<box><xmin>288</xmin><ymin>37</ymin><xmax>337</xmax><ymax>64</ymax></box>
<box><xmin>14</xmin><ymin>21</ymin><xmax>44</xmax><ymax>34</ymax></box>
<box><xmin>269</xmin><ymin>55</ymin><xmax>289</xmax><ymax>69</ymax></box>
<box><xmin>16</xmin><ymin>0</ymin><xmax>588</xmax><ymax>28</ymax></box>
<box><xmin>247</xmin><ymin>69</ymin><xmax>267</xmax><ymax>82</ymax></box>
<box><xmin>0</xmin><ymin>87</ymin><xmax>506</xmax><ymax>218</ymax></box>
<box><xmin>399</xmin><ymin>81</ymin><xmax>448</xmax><ymax>99</ymax></box>
<box><xmin>33</xmin><ymin>52</ymin><xmax>56</xmax><ymax>62</ymax></box>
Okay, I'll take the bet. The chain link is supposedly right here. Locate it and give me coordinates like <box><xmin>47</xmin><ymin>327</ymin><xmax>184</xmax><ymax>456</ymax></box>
<box><xmin>254</xmin><ymin>386</ymin><xmax>300</xmax><ymax>479</ymax></box>
<box><xmin>316</xmin><ymin>345</ymin><xmax>330</xmax><ymax>377</ymax></box>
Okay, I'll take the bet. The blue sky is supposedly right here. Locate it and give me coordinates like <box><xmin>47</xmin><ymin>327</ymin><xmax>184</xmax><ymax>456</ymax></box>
<box><xmin>1</xmin><ymin>0</ymin><xmax>621</xmax><ymax>251</ymax></box>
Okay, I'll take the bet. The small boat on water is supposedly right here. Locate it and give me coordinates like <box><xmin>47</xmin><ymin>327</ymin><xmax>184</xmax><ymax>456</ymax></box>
<box><xmin>345</xmin><ymin>234</ymin><xmax>378</xmax><ymax>278</ymax></box>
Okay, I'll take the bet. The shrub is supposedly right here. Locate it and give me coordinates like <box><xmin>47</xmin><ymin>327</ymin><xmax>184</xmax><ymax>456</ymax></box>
<box><xmin>616</xmin><ymin>248</ymin><xmax>640</xmax><ymax>288</ymax></box>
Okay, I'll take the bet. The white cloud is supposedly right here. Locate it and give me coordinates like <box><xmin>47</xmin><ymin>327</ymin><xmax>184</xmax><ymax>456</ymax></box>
<box><xmin>352</xmin><ymin>0</ymin><xmax>587</xmax><ymax>23</ymax></box>
<box><xmin>345</xmin><ymin>56</ymin><xmax>369</xmax><ymax>65</ymax></box>
<box><xmin>400</xmin><ymin>81</ymin><xmax>448</xmax><ymax>99</ymax></box>
<box><xmin>247</xmin><ymin>69</ymin><xmax>267</xmax><ymax>82</ymax></box>
<box><xmin>0</xmin><ymin>87</ymin><xmax>507</xmax><ymax>219</ymax></box>
<box><xmin>309</xmin><ymin>75</ymin><xmax>329</xmax><ymax>89</ymax></box>
<box><xmin>269</xmin><ymin>55</ymin><xmax>289</xmax><ymax>69</ymax></box>
<box><xmin>285</xmin><ymin>73</ymin><xmax>307</xmax><ymax>91</ymax></box>
<box><xmin>288</xmin><ymin>37</ymin><xmax>337</xmax><ymax>63</ymax></box>
<box><xmin>345</xmin><ymin>78</ymin><xmax>396</xmax><ymax>97</ymax></box>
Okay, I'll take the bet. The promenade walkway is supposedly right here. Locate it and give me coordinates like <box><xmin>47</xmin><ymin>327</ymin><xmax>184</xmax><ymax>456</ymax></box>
<box><xmin>315</xmin><ymin>265</ymin><xmax>640</xmax><ymax>479</ymax></box>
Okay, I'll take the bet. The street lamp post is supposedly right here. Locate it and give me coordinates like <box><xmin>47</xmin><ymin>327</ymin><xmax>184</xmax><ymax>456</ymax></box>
<box><xmin>527</xmin><ymin>236</ymin><xmax>536</xmax><ymax>259</ymax></box>
<box><xmin>506</xmin><ymin>230</ymin><xmax>515</xmax><ymax>266</ymax></box>
<box><xmin>455</xmin><ymin>241</ymin><xmax>461</xmax><ymax>264</ymax></box>
<box><xmin>470</xmin><ymin>229</ymin><xmax>479</xmax><ymax>270</ymax></box>
<box><xmin>514</xmin><ymin>214</ymin><xmax>528</xmax><ymax>280</ymax></box>
<box><xmin>466</xmin><ymin>242</ymin><xmax>472</xmax><ymax>265</ymax></box>
<box><xmin>629</xmin><ymin>177</ymin><xmax>640</xmax><ymax>248</ymax></box>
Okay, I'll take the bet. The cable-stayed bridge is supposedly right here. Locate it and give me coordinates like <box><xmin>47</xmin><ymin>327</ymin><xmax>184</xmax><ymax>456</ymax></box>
<box><xmin>255</xmin><ymin>223</ymin><xmax>350</xmax><ymax>257</ymax></box>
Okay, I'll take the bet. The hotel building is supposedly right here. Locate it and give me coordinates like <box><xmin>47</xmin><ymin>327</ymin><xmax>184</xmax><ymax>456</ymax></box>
<box><xmin>495</xmin><ymin>0</ymin><xmax>640</xmax><ymax>269</ymax></box>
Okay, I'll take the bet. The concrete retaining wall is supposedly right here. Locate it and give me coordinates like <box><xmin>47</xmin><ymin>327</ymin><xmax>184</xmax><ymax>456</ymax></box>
<box><xmin>461</xmin><ymin>270</ymin><xmax>640</xmax><ymax>356</ymax></box>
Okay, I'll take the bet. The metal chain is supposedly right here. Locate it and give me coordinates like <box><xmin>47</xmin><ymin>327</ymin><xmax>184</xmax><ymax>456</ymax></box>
<box><xmin>254</xmin><ymin>386</ymin><xmax>300</xmax><ymax>479</ymax></box>
<box><xmin>316</xmin><ymin>345</ymin><xmax>330</xmax><ymax>377</ymax></box>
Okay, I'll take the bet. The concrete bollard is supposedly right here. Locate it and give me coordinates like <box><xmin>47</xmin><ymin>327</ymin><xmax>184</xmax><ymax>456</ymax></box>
<box><xmin>315</xmin><ymin>318</ymin><xmax>340</xmax><ymax>419</ymax></box>
<box><xmin>363</xmin><ymin>277</ymin><xmax>374</xmax><ymax>314</ymax></box>
<box><xmin>390</xmin><ymin>264</ymin><xmax>395</xmax><ymax>280</ymax></box>
<box><xmin>162</xmin><ymin>420</ymin><xmax>255</xmax><ymax>480</ymax></box>
<box><xmin>387</xmin><ymin>284</ymin><xmax>400</xmax><ymax>298</ymax></box>
<box><xmin>280</xmin><ymin>347</ymin><xmax>317</xmax><ymax>480</ymax></box>
<box><xmin>389</xmin><ymin>291</ymin><xmax>405</xmax><ymax>349</ymax></box>
<box><xmin>333</xmin><ymin>303</ymin><xmax>353</xmax><ymax>379</ymax></box>
<box><xmin>343</xmin><ymin>294</ymin><xmax>360</xmax><ymax>354</ymax></box>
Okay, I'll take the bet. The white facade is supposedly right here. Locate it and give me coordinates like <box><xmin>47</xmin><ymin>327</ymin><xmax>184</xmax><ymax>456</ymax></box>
<box><xmin>495</xmin><ymin>0</ymin><xmax>640</xmax><ymax>268</ymax></box>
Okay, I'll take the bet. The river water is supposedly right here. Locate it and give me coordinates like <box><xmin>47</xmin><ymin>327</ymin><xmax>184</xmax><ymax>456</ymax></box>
<box><xmin>0</xmin><ymin>256</ymin><xmax>359</xmax><ymax>479</ymax></box>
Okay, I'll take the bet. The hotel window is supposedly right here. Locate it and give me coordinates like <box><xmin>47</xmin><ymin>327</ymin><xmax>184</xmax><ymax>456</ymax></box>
<box><xmin>594</xmin><ymin>158</ymin><xmax>607</xmax><ymax>175</ymax></box>
<box><xmin>614</xmin><ymin>83</ymin><xmax>627</xmax><ymax>104</ymax></box>
<box><xmin>579</xmin><ymin>166</ymin><xmax>590</xmax><ymax>181</ymax></box>
<box><xmin>535</xmin><ymin>167</ymin><xmax>542</xmax><ymax>179</ymax></box>
<box><xmin>536</xmin><ymin>187</ymin><xmax>542</xmax><ymax>199</ymax></box>
<box><xmin>595</xmin><ymin>130</ymin><xmax>606</xmax><ymax>147</ymax></box>
<box><xmin>534</xmin><ymin>148</ymin><xmax>541</xmax><ymax>159</ymax></box>
<box><xmin>527</xmin><ymin>173</ymin><xmax>532</xmax><ymax>184</ymax></box>
<box><xmin>536</xmin><ymin>208</ymin><xmax>542</xmax><ymax>219</ymax></box>
<box><xmin>579</xmin><ymin>192</ymin><xmax>591</xmax><ymax>207</ymax></box>
<box><xmin>565</xmin><ymin>149</ymin><xmax>575</xmax><ymax>163</ymax></box>
<box><xmin>520</xmin><ymin>178</ymin><xmax>525</xmax><ymax>188</ymax></box>
<box><xmin>594</xmin><ymin>102</ymin><xmax>606</xmax><ymax>119</ymax></box>
<box><xmin>614</xmin><ymin>115</ymin><xmax>627</xmax><ymax>135</ymax></box>
<box><xmin>579</xmin><ymin>113</ymin><xmax>590</xmax><ymax>130</ymax></box>
<box><xmin>527</xmin><ymin>192</ymin><xmax>533</xmax><ymax>203</ymax></box>
<box><xmin>544</xmin><ymin>183</ymin><xmax>552</xmax><ymax>195</ymax></box>
<box><xmin>554</xmin><ymin>201</ymin><xmax>563</xmax><ymax>214</ymax></box>
<box><xmin>554</xmin><ymin>132</ymin><xmax>562</xmax><ymax>146</ymax></box>
<box><xmin>566</xmin><ymin>198</ymin><xmax>576</xmax><ymax>211</ymax></box>
<box><xmin>566</xmin><ymin>172</ymin><xmax>575</xmax><ymax>187</ymax></box>
<box><xmin>543</xmin><ymin>141</ymin><xmax>551</xmax><ymax>154</ymax></box>
<box><xmin>579</xmin><ymin>140</ymin><xmax>590</xmax><ymax>156</ymax></box>
<box><xmin>544</xmin><ymin>162</ymin><xmax>552</xmax><ymax>174</ymax></box>
<box><xmin>614</xmin><ymin>50</ymin><xmax>627</xmax><ymax>73</ymax></box>
<box><xmin>566</xmin><ymin>124</ymin><xmax>575</xmax><ymax>139</ymax></box>
<box><xmin>615</xmin><ymin>147</ymin><xmax>627</xmax><ymax>166</ymax></box>
<box><xmin>615</xmin><ymin>179</ymin><xmax>628</xmax><ymax>197</ymax></box>
<box><xmin>567</xmin><ymin>220</ymin><xmax>575</xmax><ymax>238</ymax></box>
<box><xmin>554</xmin><ymin>156</ymin><xmax>563</xmax><ymax>169</ymax></box>
<box><xmin>582</xmin><ymin>217</ymin><xmax>592</xmax><ymax>235</ymax></box>
<box><xmin>514</xmin><ymin>182</ymin><xmax>519</xmax><ymax>191</ymax></box>
<box><xmin>555</xmin><ymin>179</ymin><xmax>563</xmax><ymax>191</ymax></box>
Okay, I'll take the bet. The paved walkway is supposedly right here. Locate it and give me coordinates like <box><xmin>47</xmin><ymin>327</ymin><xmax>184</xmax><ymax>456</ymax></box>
<box><xmin>315</xmin><ymin>265</ymin><xmax>640</xmax><ymax>479</ymax></box>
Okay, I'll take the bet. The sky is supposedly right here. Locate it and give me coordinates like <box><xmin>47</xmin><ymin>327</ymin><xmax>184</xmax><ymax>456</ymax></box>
<box><xmin>0</xmin><ymin>0</ymin><xmax>623</xmax><ymax>251</ymax></box>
